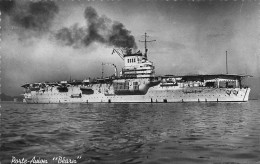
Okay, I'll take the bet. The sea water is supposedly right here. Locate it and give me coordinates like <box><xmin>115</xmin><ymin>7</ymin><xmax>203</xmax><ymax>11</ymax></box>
<box><xmin>1</xmin><ymin>101</ymin><xmax>260</xmax><ymax>164</ymax></box>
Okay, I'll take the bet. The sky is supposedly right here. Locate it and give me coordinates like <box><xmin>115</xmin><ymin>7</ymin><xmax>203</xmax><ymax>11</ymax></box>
<box><xmin>1</xmin><ymin>0</ymin><xmax>260</xmax><ymax>96</ymax></box>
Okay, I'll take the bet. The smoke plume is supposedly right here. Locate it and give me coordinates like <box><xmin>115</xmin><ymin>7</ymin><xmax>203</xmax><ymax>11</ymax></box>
<box><xmin>55</xmin><ymin>6</ymin><xmax>137</xmax><ymax>49</ymax></box>
<box><xmin>1</xmin><ymin>0</ymin><xmax>59</xmax><ymax>37</ymax></box>
<box><xmin>0</xmin><ymin>0</ymin><xmax>15</xmax><ymax>14</ymax></box>
<box><xmin>13</xmin><ymin>1</ymin><xmax>58</xmax><ymax>32</ymax></box>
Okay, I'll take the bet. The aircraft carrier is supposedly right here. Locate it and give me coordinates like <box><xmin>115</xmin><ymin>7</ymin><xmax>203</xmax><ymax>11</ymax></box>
<box><xmin>22</xmin><ymin>33</ymin><xmax>251</xmax><ymax>103</ymax></box>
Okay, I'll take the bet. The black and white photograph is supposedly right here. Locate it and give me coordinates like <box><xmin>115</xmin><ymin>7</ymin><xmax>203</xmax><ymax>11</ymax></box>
<box><xmin>1</xmin><ymin>0</ymin><xmax>260</xmax><ymax>163</ymax></box>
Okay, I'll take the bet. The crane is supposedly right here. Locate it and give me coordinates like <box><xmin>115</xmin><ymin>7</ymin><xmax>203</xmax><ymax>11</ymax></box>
<box><xmin>102</xmin><ymin>63</ymin><xmax>118</xmax><ymax>78</ymax></box>
<box><xmin>111</xmin><ymin>49</ymin><xmax>124</xmax><ymax>60</ymax></box>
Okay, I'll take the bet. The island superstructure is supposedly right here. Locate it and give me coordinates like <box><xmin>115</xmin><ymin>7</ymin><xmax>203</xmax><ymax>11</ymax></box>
<box><xmin>21</xmin><ymin>33</ymin><xmax>251</xmax><ymax>103</ymax></box>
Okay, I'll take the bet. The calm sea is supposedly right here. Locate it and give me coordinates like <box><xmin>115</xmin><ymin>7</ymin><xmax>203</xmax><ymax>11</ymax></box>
<box><xmin>1</xmin><ymin>101</ymin><xmax>260</xmax><ymax>164</ymax></box>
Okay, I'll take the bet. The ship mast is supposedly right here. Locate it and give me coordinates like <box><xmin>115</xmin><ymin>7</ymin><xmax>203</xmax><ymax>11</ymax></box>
<box><xmin>226</xmin><ymin>51</ymin><xmax>228</xmax><ymax>74</ymax></box>
<box><xmin>139</xmin><ymin>32</ymin><xmax>156</xmax><ymax>59</ymax></box>
<box><xmin>102</xmin><ymin>63</ymin><xmax>104</xmax><ymax>78</ymax></box>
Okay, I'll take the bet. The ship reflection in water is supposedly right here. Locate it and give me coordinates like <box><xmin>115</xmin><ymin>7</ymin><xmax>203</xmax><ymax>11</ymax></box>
<box><xmin>1</xmin><ymin>101</ymin><xmax>260</xmax><ymax>164</ymax></box>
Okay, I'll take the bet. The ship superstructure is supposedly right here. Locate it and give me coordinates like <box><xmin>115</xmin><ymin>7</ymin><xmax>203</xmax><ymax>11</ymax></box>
<box><xmin>22</xmin><ymin>33</ymin><xmax>251</xmax><ymax>103</ymax></box>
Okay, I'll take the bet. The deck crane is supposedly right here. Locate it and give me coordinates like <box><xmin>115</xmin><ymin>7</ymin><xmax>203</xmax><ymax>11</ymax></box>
<box><xmin>111</xmin><ymin>49</ymin><xmax>124</xmax><ymax>60</ymax></box>
<box><xmin>102</xmin><ymin>63</ymin><xmax>118</xmax><ymax>78</ymax></box>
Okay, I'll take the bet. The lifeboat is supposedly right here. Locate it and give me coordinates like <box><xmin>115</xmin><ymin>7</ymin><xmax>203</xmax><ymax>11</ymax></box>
<box><xmin>57</xmin><ymin>86</ymin><xmax>68</xmax><ymax>92</ymax></box>
<box><xmin>71</xmin><ymin>93</ymin><xmax>82</xmax><ymax>98</ymax></box>
<box><xmin>57</xmin><ymin>81</ymin><xmax>69</xmax><ymax>92</ymax></box>
<box><xmin>80</xmin><ymin>86</ymin><xmax>94</xmax><ymax>94</ymax></box>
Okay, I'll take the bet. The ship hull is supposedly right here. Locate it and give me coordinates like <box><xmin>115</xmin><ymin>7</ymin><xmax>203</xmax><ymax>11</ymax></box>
<box><xmin>24</xmin><ymin>85</ymin><xmax>251</xmax><ymax>103</ymax></box>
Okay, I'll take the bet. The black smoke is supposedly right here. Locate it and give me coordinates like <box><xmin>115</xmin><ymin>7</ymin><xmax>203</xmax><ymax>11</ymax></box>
<box><xmin>13</xmin><ymin>1</ymin><xmax>58</xmax><ymax>32</ymax></box>
<box><xmin>0</xmin><ymin>0</ymin><xmax>15</xmax><ymax>14</ymax></box>
<box><xmin>54</xmin><ymin>24</ymin><xmax>86</xmax><ymax>48</ymax></box>
<box><xmin>108</xmin><ymin>22</ymin><xmax>137</xmax><ymax>48</ymax></box>
<box><xmin>1</xmin><ymin>0</ymin><xmax>58</xmax><ymax>35</ymax></box>
<box><xmin>55</xmin><ymin>6</ymin><xmax>137</xmax><ymax>49</ymax></box>
<box><xmin>83</xmin><ymin>7</ymin><xmax>106</xmax><ymax>46</ymax></box>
